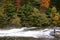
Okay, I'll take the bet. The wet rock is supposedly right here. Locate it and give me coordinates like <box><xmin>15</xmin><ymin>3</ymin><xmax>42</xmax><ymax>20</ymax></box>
<box><xmin>50</xmin><ymin>31</ymin><xmax>60</xmax><ymax>38</ymax></box>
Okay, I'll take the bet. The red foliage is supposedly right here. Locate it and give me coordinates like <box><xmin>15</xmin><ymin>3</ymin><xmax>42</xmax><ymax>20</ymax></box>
<box><xmin>40</xmin><ymin>0</ymin><xmax>47</xmax><ymax>3</ymax></box>
<box><xmin>15</xmin><ymin>0</ymin><xmax>20</xmax><ymax>9</ymax></box>
<box><xmin>40</xmin><ymin>0</ymin><xmax>50</xmax><ymax>8</ymax></box>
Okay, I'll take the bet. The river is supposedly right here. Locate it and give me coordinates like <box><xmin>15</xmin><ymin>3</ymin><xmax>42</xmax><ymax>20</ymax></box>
<box><xmin>0</xmin><ymin>27</ymin><xmax>60</xmax><ymax>40</ymax></box>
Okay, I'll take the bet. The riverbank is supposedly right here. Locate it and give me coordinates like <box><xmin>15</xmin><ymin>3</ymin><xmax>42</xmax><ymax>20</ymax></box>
<box><xmin>0</xmin><ymin>37</ymin><xmax>59</xmax><ymax>40</ymax></box>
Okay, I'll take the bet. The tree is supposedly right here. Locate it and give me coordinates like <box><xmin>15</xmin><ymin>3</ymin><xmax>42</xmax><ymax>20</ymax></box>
<box><xmin>40</xmin><ymin>0</ymin><xmax>50</xmax><ymax>12</ymax></box>
<box><xmin>15</xmin><ymin>0</ymin><xmax>20</xmax><ymax>9</ymax></box>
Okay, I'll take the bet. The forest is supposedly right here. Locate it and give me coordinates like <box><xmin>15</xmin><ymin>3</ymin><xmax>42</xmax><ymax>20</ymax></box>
<box><xmin>0</xmin><ymin>0</ymin><xmax>60</xmax><ymax>28</ymax></box>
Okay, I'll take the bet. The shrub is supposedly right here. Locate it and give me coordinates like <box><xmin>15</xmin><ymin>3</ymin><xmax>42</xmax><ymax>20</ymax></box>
<box><xmin>18</xmin><ymin>5</ymin><xmax>51</xmax><ymax>27</ymax></box>
<box><xmin>0</xmin><ymin>13</ymin><xmax>8</xmax><ymax>27</ymax></box>
<box><xmin>52</xmin><ymin>12</ymin><xmax>60</xmax><ymax>26</ymax></box>
<box><xmin>49</xmin><ymin>6</ymin><xmax>60</xmax><ymax>26</ymax></box>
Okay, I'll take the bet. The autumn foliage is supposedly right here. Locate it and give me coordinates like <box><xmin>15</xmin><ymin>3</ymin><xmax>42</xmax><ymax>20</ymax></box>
<box><xmin>40</xmin><ymin>0</ymin><xmax>50</xmax><ymax>8</ymax></box>
<box><xmin>15</xmin><ymin>0</ymin><xmax>20</xmax><ymax>9</ymax></box>
<box><xmin>0</xmin><ymin>0</ymin><xmax>60</xmax><ymax>28</ymax></box>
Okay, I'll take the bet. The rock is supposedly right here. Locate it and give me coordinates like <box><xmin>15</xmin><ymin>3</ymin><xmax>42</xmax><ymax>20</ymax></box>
<box><xmin>50</xmin><ymin>31</ymin><xmax>60</xmax><ymax>38</ymax></box>
<box><xmin>55</xmin><ymin>31</ymin><xmax>60</xmax><ymax>37</ymax></box>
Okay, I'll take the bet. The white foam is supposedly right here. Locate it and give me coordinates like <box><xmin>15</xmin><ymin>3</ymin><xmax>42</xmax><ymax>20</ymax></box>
<box><xmin>0</xmin><ymin>27</ymin><xmax>59</xmax><ymax>38</ymax></box>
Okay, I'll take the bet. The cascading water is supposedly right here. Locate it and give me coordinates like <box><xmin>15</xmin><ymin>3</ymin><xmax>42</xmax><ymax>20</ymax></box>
<box><xmin>0</xmin><ymin>27</ymin><xmax>60</xmax><ymax>38</ymax></box>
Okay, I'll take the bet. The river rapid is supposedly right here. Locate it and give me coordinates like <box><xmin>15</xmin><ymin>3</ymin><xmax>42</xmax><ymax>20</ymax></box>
<box><xmin>0</xmin><ymin>27</ymin><xmax>60</xmax><ymax>40</ymax></box>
